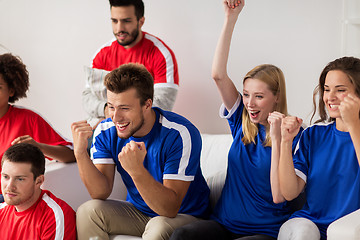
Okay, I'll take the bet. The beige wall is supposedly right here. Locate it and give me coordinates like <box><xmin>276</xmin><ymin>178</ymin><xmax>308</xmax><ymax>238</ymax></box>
<box><xmin>0</xmin><ymin>0</ymin><xmax>344</xmax><ymax>139</ymax></box>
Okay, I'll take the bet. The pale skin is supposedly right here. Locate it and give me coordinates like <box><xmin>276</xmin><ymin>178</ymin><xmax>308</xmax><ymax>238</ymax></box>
<box><xmin>71</xmin><ymin>88</ymin><xmax>190</xmax><ymax>217</ymax></box>
<box><xmin>279</xmin><ymin>70</ymin><xmax>360</xmax><ymax>201</ymax></box>
<box><xmin>212</xmin><ymin>0</ymin><xmax>286</xmax><ymax>203</ymax></box>
<box><xmin>1</xmin><ymin>161</ymin><xmax>44</xmax><ymax>212</ymax></box>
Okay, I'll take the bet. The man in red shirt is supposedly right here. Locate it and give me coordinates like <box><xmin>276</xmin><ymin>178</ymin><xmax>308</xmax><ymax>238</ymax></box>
<box><xmin>0</xmin><ymin>143</ymin><xmax>76</xmax><ymax>240</ymax></box>
<box><xmin>82</xmin><ymin>0</ymin><xmax>179</xmax><ymax>128</ymax></box>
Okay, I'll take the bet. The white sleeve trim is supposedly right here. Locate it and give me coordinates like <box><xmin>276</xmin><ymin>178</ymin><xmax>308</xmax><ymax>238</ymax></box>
<box><xmin>92</xmin><ymin>158</ymin><xmax>115</xmax><ymax>165</ymax></box>
<box><xmin>295</xmin><ymin>169</ymin><xmax>307</xmax><ymax>183</ymax></box>
<box><xmin>163</xmin><ymin>174</ymin><xmax>195</xmax><ymax>181</ymax></box>
<box><xmin>219</xmin><ymin>94</ymin><xmax>242</xmax><ymax>119</ymax></box>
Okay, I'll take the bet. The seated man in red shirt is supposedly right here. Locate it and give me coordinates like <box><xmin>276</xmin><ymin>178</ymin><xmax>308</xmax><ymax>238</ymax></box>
<box><xmin>0</xmin><ymin>143</ymin><xmax>76</xmax><ymax>239</ymax></box>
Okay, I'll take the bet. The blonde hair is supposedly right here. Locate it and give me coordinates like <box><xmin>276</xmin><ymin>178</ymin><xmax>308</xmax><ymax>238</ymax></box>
<box><xmin>241</xmin><ymin>64</ymin><xmax>288</xmax><ymax>147</ymax></box>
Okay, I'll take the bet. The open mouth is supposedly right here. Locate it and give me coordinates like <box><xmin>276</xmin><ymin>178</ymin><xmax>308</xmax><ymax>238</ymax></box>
<box><xmin>249</xmin><ymin>111</ymin><xmax>260</xmax><ymax>118</ymax></box>
<box><xmin>329</xmin><ymin>104</ymin><xmax>339</xmax><ymax>110</ymax></box>
<box><xmin>116</xmin><ymin>122</ymin><xmax>130</xmax><ymax>131</ymax></box>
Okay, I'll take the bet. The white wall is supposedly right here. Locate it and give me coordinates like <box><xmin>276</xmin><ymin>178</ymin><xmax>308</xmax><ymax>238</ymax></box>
<box><xmin>0</xmin><ymin>0</ymin><xmax>345</xmax><ymax>139</ymax></box>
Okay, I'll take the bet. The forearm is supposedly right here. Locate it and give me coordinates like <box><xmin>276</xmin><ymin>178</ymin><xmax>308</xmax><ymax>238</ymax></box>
<box><xmin>75</xmin><ymin>153</ymin><xmax>113</xmax><ymax>199</ymax></box>
<box><xmin>131</xmin><ymin>168</ymin><xmax>183</xmax><ymax>218</ymax></box>
<box><xmin>211</xmin><ymin>16</ymin><xmax>237</xmax><ymax>82</ymax></box>
<box><xmin>270</xmin><ymin>139</ymin><xmax>286</xmax><ymax>203</ymax></box>
<box><xmin>37</xmin><ymin>144</ymin><xmax>75</xmax><ymax>163</ymax></box>
<box><xmin>279</xmin><ymin>140</ymin><xmax>303</xmax><ymax>200</ymax></box>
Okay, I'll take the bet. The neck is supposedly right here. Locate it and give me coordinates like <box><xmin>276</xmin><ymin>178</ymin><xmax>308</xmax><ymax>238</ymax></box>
<box><xmin>133</xmin><ymin>108</ymin><xmax>156</xmax><ymax>138</ymax></box>
<box><xmin>0</xmin><ymin>104</ymin><xmax>10</xmax><ymax>119</ymax></box>
<box><xmin>124</xmin><ymin>31</ymin><xmax>143</xmax><ymax>49</ymax></box>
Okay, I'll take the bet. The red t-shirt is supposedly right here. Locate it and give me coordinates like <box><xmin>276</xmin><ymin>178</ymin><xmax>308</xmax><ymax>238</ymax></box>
<box><xmin>0</xmin><ymin>190</ymin><xmax>76</xmax><ymax>240</ymax></box>
<box><xmin>0</xmin><ymin>105</ymin><xmax>72</xmax><ymax>160</ymax></box>
<box><xmin>92</xmin><ymin>32</ymin><xmax>179</xmax><ymax>87</ymax></box>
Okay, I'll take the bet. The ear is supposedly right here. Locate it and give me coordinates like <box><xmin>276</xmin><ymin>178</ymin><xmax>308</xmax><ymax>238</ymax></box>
<box><xmin>139</xmin><ymin>16</ymin><xmax>145</xmax><ymax>28</ymax></box>
<box><xmin>35</xmin><ymin>175</ymin><xmax>44</xmax><ymax>187</ymax></box>
<box><xmin>9</xmin><ymin>88</ymin><xmax>15</xmax><ymax>97</ymax></box>
<box><xmin>144</xmin><ymin>98</ymin><xmax>152</xmax><ymax>110</ymax></box>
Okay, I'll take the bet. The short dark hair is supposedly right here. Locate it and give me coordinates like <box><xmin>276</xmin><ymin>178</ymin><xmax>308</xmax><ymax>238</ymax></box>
<box><xmin>109</xmin><ymin>0</ymin><xmax>144</xmax><ymax>20</ymax></box>
<box><xmin>1</xmin><ymin>143</ymin><xmax>45</xmax><ymax>180</ymax></box>
<box><xmin>104</xmin><ymin>63</ymin><xmax>154</xmax><ymax>105</ymax></box>
<box><xmin>0</xmin><ymin>53</ymin><xmax>29</xmax><ymax>103</ymax></box>
<box><xmin>311</xmin><ymin>56</ymin><xmax>360</xmax><ymax>123</ymax></box>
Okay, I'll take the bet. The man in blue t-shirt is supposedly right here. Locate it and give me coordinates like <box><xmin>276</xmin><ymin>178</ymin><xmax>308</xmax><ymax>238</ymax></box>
<box><xmin>72</xmin><ymin>63</ymin><xmax>210</xmax><ymax>240</ymax></box>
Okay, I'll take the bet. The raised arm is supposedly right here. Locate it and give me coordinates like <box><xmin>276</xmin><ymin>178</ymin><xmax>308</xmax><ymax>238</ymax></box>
<box><xmin>279</xmin><ymin>116</ymin><xmax>305</xmax><ymax>201</ymax></box>
<box><xmin>339</xmin><ymin>93</ymin><xmax>360</xmax><ymax>166</ymax></box>
<box><xmin>211</xmin><ymin>0</ymin><xmax>244</xmax><ymax>110</ymax></box>
<box><xmin>71</xmin><ymin>120</ymin><xmax>115</xmax><ymax>199</ymax></box>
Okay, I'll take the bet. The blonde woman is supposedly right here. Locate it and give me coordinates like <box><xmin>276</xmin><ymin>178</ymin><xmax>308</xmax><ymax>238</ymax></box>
<box><xmin>169</xmin><ymin>1</ymin><xmax>302</xmax><ymax>239</ymax></box>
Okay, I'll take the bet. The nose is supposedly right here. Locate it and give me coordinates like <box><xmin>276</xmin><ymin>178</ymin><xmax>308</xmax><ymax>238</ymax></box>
<box><xmin>247</xmin><ymin>96</ymin><xmax>255</xmax><ymax>107</ymax></box>
<box><xmin>115</xmin><ymin>22</ymin><xmax>125</xmax><ymax>33</ymax></box>
<box><xmin>6</xmin><ymin>179</ymin><xmax>16</xmax><ymax>191</ymax></box>
<box><xmin>112</xmin><ymin>108</ymin><xmax>123</xmax><ymax>123</ymax></box>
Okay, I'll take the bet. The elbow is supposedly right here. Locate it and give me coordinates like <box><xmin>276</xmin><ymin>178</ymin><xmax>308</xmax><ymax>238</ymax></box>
<box><xmin>272</xmin><ymin>196</ymin><xmax>286</xmax><ymax>204</ymax></box>
<box><xmin>211</xmin><ymin>71</ymin><xmax>227</xmax><ymax>83</ymax></box>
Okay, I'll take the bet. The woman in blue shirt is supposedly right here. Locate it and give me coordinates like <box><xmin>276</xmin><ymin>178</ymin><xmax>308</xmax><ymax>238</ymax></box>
<box><xmin>278</xmin><ymin>57</ymin><xmax>360</xmax><ymax>240</ymax></box>
<box><xmin>170</xmin><ymin>1</ymin><xmax>302</xmax><ymax>239</ymax></box>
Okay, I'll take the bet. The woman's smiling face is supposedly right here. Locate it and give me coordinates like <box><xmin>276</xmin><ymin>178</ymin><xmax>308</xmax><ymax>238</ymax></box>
<box><xmin>243</xmin><ymin>78</ymin><xmax>278</xmax><ymax>125</ymax></box>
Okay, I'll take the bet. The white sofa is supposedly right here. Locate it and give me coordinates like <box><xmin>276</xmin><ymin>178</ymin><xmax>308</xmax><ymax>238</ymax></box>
<box><xmin>42</xmin><ymin>134</ymin><xmax>359</xmax><ymax>240</ymax></box>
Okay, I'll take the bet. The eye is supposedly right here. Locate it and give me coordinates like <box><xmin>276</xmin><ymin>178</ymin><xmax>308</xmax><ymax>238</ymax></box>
<box><xmin>256</xmin><ymin>95</ymin><xmax>264</xmax><ymax>99</ymax></box>
<box><xmin>243</xmin><ymin>93</ymin><xmax>249</xmax><ymax>98</ymax></box>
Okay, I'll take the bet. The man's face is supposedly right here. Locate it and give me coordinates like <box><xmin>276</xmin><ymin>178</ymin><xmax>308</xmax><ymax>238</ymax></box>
<box><xmin>1</xmin><ymin>160</ymin><xmax>43</xmax><ymax>212</ymax></box>
<box><xmin>111</xmin><ymin>6</ymin><xmax>144</xmax><ymax>48</ymax></box>
<box><xmin>107</xmin><ymin>88</ymin><xmax>147</xmax><ymax>139</ymax></box>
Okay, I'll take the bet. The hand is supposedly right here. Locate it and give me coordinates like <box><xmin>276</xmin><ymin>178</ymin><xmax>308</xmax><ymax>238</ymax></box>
<box><xmin>339</xmin><ymin>93</ymin><xmax>360</xmax><ymax>129</ymax></box>
<box><xmin>11</xmin><ymin>135</ymin><xmax>39</xmax><ymax>147</ymax></box>
<box><xmin>223</xmin><ymin>0</ymin><xmax>245</xmax><ymax>18</ymax></box>
<box><xmin>118</xmin><ymin>141</ymin><xmax>147</xmax><ymax>177</ymax></box>
<box><xmin>268</xmin><ymin>111</ymin><xmax>285</xmax><ymax>142</ymax></box>
<box><xmin>281</xmin><ymin>116</ymin><xmax>303</xmax><ymax>142</ymax></box>
<box><xmin>71</xmin><ymin>120</ymin><xmax>93</xmax><ymax>156</ymax></box>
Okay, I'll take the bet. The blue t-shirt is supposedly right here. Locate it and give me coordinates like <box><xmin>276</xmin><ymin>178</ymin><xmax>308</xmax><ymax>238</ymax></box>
<box><xmin>291</xmin><ymin>122</ymin><xmax>360</xmax><ymax>239</ymax></box>
<box><xmin>211</xmin><ymin>95</ymin><xmax>302</xmax><ymax>238</ymax></box>
<box><xmin>91</xmin><ymin>107</ymin><xmax>210</xmax><ymax>218</ymax></box>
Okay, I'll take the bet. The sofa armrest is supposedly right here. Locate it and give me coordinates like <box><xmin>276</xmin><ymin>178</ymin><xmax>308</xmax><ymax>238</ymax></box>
<box><xmin>327</xmin><ymin>209</ymin><xmax>360</xmax><ymax>240</ymax></box>
<box><xmin>43</xmin><ymin>161</ymin><xmax>127</xmax><ymax>211</ymax></box>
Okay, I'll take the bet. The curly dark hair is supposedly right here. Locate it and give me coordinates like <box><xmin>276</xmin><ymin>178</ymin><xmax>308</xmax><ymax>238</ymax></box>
<box><xmin>0</xmin><ymin>53</ymin><xmax>29</xmax><ymax>103</ymax></box>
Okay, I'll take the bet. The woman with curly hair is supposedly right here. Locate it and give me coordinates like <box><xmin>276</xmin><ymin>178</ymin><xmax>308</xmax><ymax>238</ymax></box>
<box><xmin>0</xmin><ymin>53</ymin><xmax>75</xmax><ymax>201</ymax></box>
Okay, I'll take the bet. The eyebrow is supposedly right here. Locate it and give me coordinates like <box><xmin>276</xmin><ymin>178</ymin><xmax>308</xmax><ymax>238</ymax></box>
<box><xmin>324</xmin><ymin>84</ymin><xmax>348</xmax><ymax>88</ymax></box>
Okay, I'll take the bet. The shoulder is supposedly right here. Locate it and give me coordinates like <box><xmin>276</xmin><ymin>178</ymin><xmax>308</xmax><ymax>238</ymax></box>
<box><xmin>41</xmin><ymin>190</ymin><xmax>75</xmax><ymax>215</ymax></box>
<box><xmin>142</xmin><ymin>32</ymin><xmax>174</xmax><ymax>52</ymax></box>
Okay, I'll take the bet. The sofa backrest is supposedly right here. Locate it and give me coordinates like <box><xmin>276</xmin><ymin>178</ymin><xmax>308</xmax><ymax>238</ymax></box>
<box><xmin>200</xmin><ymin>134</ymin><xmax>232</xmax><ymax>208</ymax></box>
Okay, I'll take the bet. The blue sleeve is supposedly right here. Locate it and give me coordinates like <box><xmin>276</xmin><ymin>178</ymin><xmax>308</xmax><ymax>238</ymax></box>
<box><xmin>293</xmin><ymin>127</ymin><xmax>310</xmax><ymax>182</ymax></box>
<box><xmin>90</xmin><ymin>120</ymin><xmax>116</xmax><ymax>165</ymax></box>
<box><xmin>219</xmin><ymin>94</ymin><xmax>243</xmax><ymax>138</ymax></box>
<box><xmin>162</xmin><ymin>124</ymin><xmax>202</xmax><ymax>182</ymax></box>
